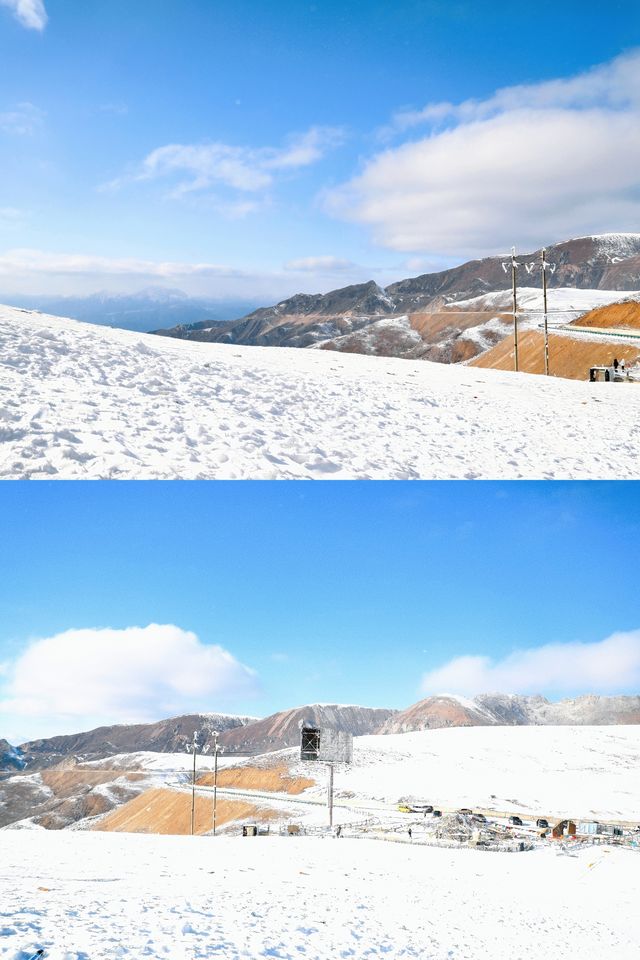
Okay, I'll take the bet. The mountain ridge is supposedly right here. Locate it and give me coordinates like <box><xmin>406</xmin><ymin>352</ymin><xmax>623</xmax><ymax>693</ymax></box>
<box><xmin>4</xmin><ymin>693</ymin><xmax>640</xmax><ymax>770</ymax></box>
<box><xmin>152</xmin><ymin>234</ymin><xmax>640</xmax><ymax>360</ymax></box>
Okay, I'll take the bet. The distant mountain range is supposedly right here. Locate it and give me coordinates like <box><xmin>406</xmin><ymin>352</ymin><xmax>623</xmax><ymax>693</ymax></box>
<box><xmin>1</xmin><ymin>288</ymin><xmax>262</xmax><ymax>333</ymax></box>
<box><xmin>153</xmin><ymin>234</ymin><xmax>640</xmax><ymax>363</ymax></box>
<box><xmin>380</xmin><ymin>693</ymin><xmax>640</xmax><ymax>733</ymax></box>
<box><xmin>3</xmin><ymin>694</ymin><xmax>640</xmax><ymax>772</ymax></box>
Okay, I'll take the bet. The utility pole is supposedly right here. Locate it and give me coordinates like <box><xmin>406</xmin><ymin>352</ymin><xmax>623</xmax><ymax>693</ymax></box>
<box><xmin>327</xmin><ymin>764</ymin><xmax>334</xmax><ymax>828</ymax></box>
<box><xmin>212</xmin><ymin>731</ymin><xmax>221</xmax><ymax>836</ymax></box>
<box><xmin>541</xmin><ymin>248</ymin><xmax>549</xmax><ymax>376</ymax></box>
<box><xmin>190</xmin><ymin>734</ymin><xmax>197</xmax><ymax>836</ymax></box>
<box><xmin>502</xmin><ymin>247</ymin><xmax>520</xmax><ymax>372</ymax></box>
<box><xmin>511</xmin><ymin>247</ymin><xmax>519</xmax><ymax>373</ymax></box>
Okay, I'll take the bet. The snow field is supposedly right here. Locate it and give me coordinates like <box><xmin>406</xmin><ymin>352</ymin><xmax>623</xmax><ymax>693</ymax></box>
<box><xmin>3</xmin><ymin>306</ymin><xmax>640</xmax><ymax>479</ymax></box>
<box><xmin>284</xmin><ymin>726</ymin><xmax>640</xmax><ymax>823</ymax></box>
<box><xmin>0</xmin><ymin>831</ymin><xmax>638</xmax><ymax>960</ymax></box>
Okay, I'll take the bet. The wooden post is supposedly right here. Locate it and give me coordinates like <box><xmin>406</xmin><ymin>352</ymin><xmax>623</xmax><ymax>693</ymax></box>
<box><xmin>190</xmin><ymin>738</ymin><xmax>196</xmax><ymax>836</ymax></box>
<box><xmin>212</xmin><ymin>732</ymin><xmax>219</xmax><ymax>836</ymax></box>
<box><xmin>511</xmin><ymin>247</ymin><xmax>519</xmax><ymax>372</ymax></box>
<box><xmin>542</xmin><ymin>248</ymin><xmax>549</xmax><ymax>376</ymax></box>
<box><xmin>327</xmin><ymin>764</ymin><xmax>334</xmax><ymax>828</ymax></box>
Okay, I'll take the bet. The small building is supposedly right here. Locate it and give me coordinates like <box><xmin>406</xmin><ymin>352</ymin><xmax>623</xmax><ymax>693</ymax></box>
<box><xmin>598</xmin><ymin>823</ymin><xmax>623</xmax><ymax>837</ymax></box>
<box><xmin>588</xmin><ymin>365</ymin><xmax>629</xmax><ymax>383</ymax></box>
<box><xmin>577</xmin><ymin>821</ymin><xmax>599</xmax><ymax>835</ymax></box>
<box><xmin>552</xmin><ymin>819</ymin><xmax>576</xmax><ymax>838</ymax></box>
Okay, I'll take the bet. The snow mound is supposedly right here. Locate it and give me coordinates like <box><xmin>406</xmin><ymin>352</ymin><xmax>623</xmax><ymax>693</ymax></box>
<box><xmin>2</xmin><ymin>304</ymin><xmax>640</xmax><ymax>479</ymax></box>
<box><xmin>0</xmin><ymin>831</ymin><xmax>638</xmax><ymax>959</ymax></box>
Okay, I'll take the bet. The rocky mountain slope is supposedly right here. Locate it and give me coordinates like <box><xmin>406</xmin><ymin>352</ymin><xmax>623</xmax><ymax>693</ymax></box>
<box><xmin>13</xmin><ymin>713</ymin><xmax>257</xmax><ymax>770</ymax></box>
<box><xmin>218</xmin><ymin>704</ymin><xmax>397</xmax><ymax>754</ymax></box>
<box><xmin>4</xmin><ymin>693</ymin><xmax>639</xmax><ymax>776</ymax></box>
<box><xmin>380</xmin><ymin>693</ymin><xmax>640</xmax><ymax>733</ymax></box>
<box><xmin>153</xmin><ymin>234</ymin><xmax>640</xmax><ymax>362</ymax></box>
<box><xmin>0</xmin><ymin>738</ymin><xmax>26</xmax><ymax>771</ymax></box>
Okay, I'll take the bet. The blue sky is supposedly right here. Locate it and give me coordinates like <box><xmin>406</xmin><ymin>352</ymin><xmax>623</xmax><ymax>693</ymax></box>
<box><xmin>1</xmin><ymin>0</ymin><xmax>639</xmax><ymax>301</ymax></box>
<box><xmin>1</xmin><ymin>481</ymin><xmax>639</xmax><ymax>742</ymax></box>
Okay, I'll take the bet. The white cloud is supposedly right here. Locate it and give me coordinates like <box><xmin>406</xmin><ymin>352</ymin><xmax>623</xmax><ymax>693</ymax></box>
<box><xmin>0</xmin><ymin>102</ymin><xmax>44</xmax><ymax>136</ymax></box>
<box><xmin>106</xmin><ymin>126</ymin><xmax>345</xmax><ymax>200</ymax></box>
<box><xmin>0</xmin><ymin>207</ymin><xmax>25</xmax><ymax>225</ymax></box>
<box><xmin>284</xmin><ymin>256</ymin><xmax>356</xmax><ymax>273</ymax></box>
<box><xmin>0</xmin><ymin>248</ymin><xmax>247</xmax><ymax>281</ymax></box>
<box><xmin>329</xmin><ymin>49</ymin><xmax>640</xmax><ymax>256</ymax></box>
<box><xmin>420</xmin><ymin>629</ymin><xmax>640</xmax><ymax>698</ymax></box>
<box><xmin>0</xmin><ymin>0</ymin><xmax>47</xmax><ymax>30</ymax></box>
<box><xmin>0</xmin><ymin>624</ymin><xmax>259</xmax><ymax>742</ymax></box>
<box><xmin>0</xmin><ymin>246</ymin><xmax>388</xmax><ymax>300</ymax></box>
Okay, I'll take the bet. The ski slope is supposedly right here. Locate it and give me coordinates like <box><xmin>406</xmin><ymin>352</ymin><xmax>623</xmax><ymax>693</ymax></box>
<box><xmin>323</xmin><ymin>725</ymin><xmax>640</xmax><ymax>822</ymax></box>
<box><xmin>2</xmin><ymin>305</ymin><xmax>640</xmax><ymax>479</ymax></box>
<box><xmin>0</xmin><ymin>831</ymin><xmax>637</xmax><ymax>960</ymax></box>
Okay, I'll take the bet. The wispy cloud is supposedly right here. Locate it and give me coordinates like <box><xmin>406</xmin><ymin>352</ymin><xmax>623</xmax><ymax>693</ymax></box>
<box><xmin>0</xmin><ymin>207</ymin><xmax>25</xmax><ymax>225</ymax></box>
<box><xmin>284</xmin><ymin>256</ymin><xmax>357</xmax><ymax>273</ymax></box>
<box><xmin>99</xmin><ymin>102</ymin><xmax>129</xmax><ymax>117</ymax></box>
<box><xmin>421</xmin><ymin>628</ymin><xmax>640</xmax><ymax>698</ymax></box>
<box><xmin>0</xmin><ymin>246</ymin><xmax>381</xmax><ymax>300</ymax></box>
<box><xmin>0</xmin><ymin>0</ymin><xmax>47</xmax><ymax>30</ymax></box>
<box><xmin>0</xmin><ymin>102</ymin><xmax>44</xmax><ymax>136</ymax></box>
<box><xmin>0</xmin><ymin>624</ymin><xmax>260</xmax><ymax>742</ymax></box>
<box><xmin>329</xmin><ymin>49</ymin><xmax>640</xmax><ymax>256</ymax></box>
<box><xmin>0</xmin><ymin>248</ymin><xmax>248</xmax><ymax>280</ymax></box>
<box><xmin>104</xmin><ymin>126</ymin><xmax>346</xmax><ymax>202</ymax></box>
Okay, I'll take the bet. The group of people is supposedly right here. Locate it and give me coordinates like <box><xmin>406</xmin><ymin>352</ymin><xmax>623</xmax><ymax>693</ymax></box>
<box><xmin>613</xmin><ymin>358</ymin><xmax>626</xmax><ymax>374</ymax></box>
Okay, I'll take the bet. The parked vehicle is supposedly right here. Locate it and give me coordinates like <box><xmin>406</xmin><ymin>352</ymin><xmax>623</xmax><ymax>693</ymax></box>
<box><xmin>509</xmin><ymin>815</ymin><xmax>523</xmax><ymax>826</ymax></box>
<box><xmin>432</xmin><ymin>809</ymin><xmax>442</xmax><ymax>818</ymax></box>
<box><xmin>457</xmin><ymin>808</ymin><xmax>473</xmax><ymax>815</ymax></box>
<box><xmin>536</xmin><ymin>818</ymin><xmax>549</xmax><ymax>828</ymax></box>
<box><xmin>472</xmin><ymin>813</ymin><xmax>487</xmax><ymax>823</ymax></box>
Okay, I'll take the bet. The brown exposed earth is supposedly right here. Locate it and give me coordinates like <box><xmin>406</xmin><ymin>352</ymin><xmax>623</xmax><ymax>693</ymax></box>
<box><xmin>93</xmin><ymin>787</ymin><xmax>277</xmax><ymax>835</ymax></box>
<box><xmin>381</xmin><ymin>696</ymin><xmax>493</xmax><ymax>734</ymax></box>
<box><xmin>469</xmin><ymin>330</ymin><xmax>640</xmax><ymax>380</ymax></box>
<box><xmin>197</xmin><ymin>764</ymin><xmax>314</xmax><ymax>794</ymax></box>
<box><xmin>568</xmin><ymin>300</ymin><xmax>640</xmax><ymax>329</ymax></box>
<box><xmin>41</xmin><ymin>769</ymin><xmax>144</xmax><ymax>797</ymax></box>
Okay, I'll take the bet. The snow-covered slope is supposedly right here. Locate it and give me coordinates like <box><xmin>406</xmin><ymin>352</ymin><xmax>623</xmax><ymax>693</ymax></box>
<box><xmin>453</xmin><ymin>286</ymin><xmax>639</xmax><ymax>323</ymax></box>
<box><xmin>1</xmin><ymin>831</ymin><xmax>638</xmax><ymax>960</ymax></box>
<box><xmin>3</xmin><ymin>305</ymin><xmax>640</xmax><ymax>479</ymax></box>
<box><xmin>335</xmin><ymin>725</ymin><xmax>640</xmax><ymax>821</ymax></box>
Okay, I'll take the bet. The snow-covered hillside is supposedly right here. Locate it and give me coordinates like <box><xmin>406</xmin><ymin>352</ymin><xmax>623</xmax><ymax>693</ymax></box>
<box><xmin>3</xmin><ymin>305</ymin><xmax>640</xmax><ymax>479</ymax></box>
<box><xmin>453</xmin><ymin>286</ymin><xmax>639</xmax><ymax>320</ymax></box>
<box><xmin>1</xmin><ymin>831</ymin><xmax>638</xmax><ymax>959</ymax></box>
<box><xmin>328</xmin><ymin>726</ymin><xmax>640</xmax><ymax>821</ymax></box>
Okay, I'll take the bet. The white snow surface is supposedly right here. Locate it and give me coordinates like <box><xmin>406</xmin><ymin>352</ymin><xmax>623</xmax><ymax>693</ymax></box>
<box><xmin>83</xmin><ymin>751</ymin><xmax>243</xmax><ymax>773</ymax></box>
<box><xmin>3</xmin><ymin>304</ymin><xmax>640</xmax><ymax>479</ymax></box>
<box><xmin>334</xmin><ymin>726</ymin><xmax>640</xmax><ymax>821</ymax></box>
<box><xmin>0</xmin><ymin>831</ymin><xmax>637</xmax><ymax>959</ymax></box>
<box><xmin>452</xmin><ymin>286</ymin><xmax>639</xmax><ymax>320</ymax></box>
